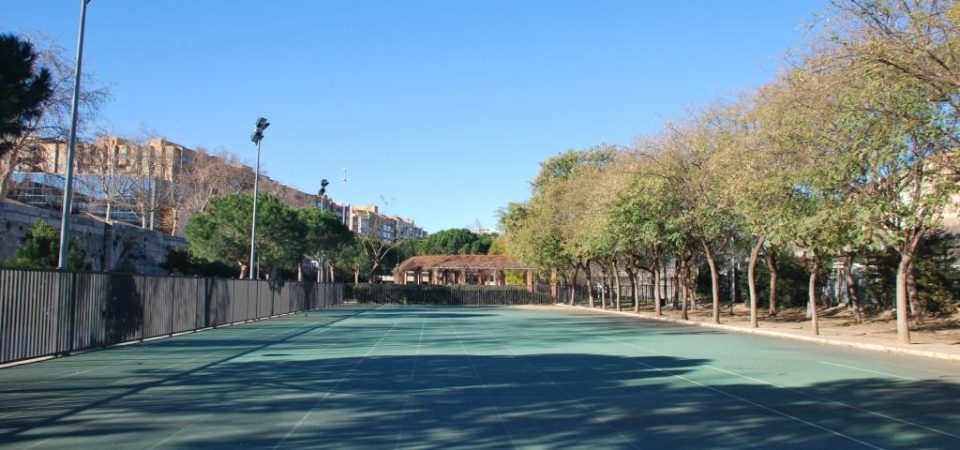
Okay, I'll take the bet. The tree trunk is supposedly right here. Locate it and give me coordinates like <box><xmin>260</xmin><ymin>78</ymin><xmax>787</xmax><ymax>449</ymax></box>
<box><xmin>239</xmin><ymin>262</ymin><xmax>248</xmax><ymax>280</ymax></box>
<box><xmin>0</xmin><ymin>152</ymin><xmax>15</xmax><ymax>200</ymax></box>
<box><xmin>843</xmin><ymin>253</ymin><xmax>863</xmax><ymax>324</ymax></box>
<box><xmin>672</xmin><ymin>258</ymin><xmax>680</xmax><ymax>310</ymax></box>
<box><xmin>354</xmin><ymin>269</ymin><xmax>360</xmax><ymax>284</ymax></box>
<box><xmin>626</xmin><ymin>267</ymin><xmax>637</xmax><ymax>313</ymax></box>
<box><xmin>297</xmin><ymin>262</ymin><xmax>303</xmax><ymax>282</ymax></box>
<box><xmin>598</xmin><ymin>262</ymin><xmax>607</xmax><ymax>310</ymax></box>
<box><xmin>653</xmin><ymin>262</ymin><xmax>663</xmax><ymax>316</ymax></box>
<box><xmin>171</xmin><ymin>207</ymin><xmax>180</xmax><ymax>236</ymax></box>
<box><xmin>748</xmin><ymin>235</ymin><xmax>763</xmax><ymax>328</ymax></box>
<box><xmin>613</xmin><ymin>260</ymin><xmax>622</xmax><ymax>311</ymax></box>
<box><xmin>907</xmin><ymin>259</ymin><xmax>923</xmax><ymax>325</ymax></box>
<box><xmin>808</xmin><ymin>253</ymin><xmax>820</xmax><ymax>336</ymax></box>
<box><xmin>585</xmin><ymin>262</ymin><xmax>595</xmax><ymax>309</ymax></box>
<box><xmin>569</xmin><ymin>267</ymin><xmax>578</xmax><ymax>305</ymax></box>
<box><xmin>680</xmin><ymin>259</ymin><xmax>689</xmax><ymax>320</ymax></box>
<box><xmin>765</xmin><ymin>251</ymin><xmax>779</xmax><ymax>317</ymax></box>
<box><xmin>896</xmin><ymin>255</ymin><xmax>913</xmax><ymax>344</ymax></box>
<box><xmin>702</xmin><ymin>240</ymin><xmax>720</xmax><ymax>324</ymax></box>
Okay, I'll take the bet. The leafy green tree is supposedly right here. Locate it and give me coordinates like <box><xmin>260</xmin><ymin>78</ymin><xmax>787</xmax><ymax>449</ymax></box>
<box><xmin>185</xmin><ymin>193</ymin><xmax>302</xmax><ymax>279</ymax></box>
<box><xmin>298</xmin><ymin>208</ymin><xmax>354</xmax><ymax>281</ymax></box>
<box><xmin>405</xmin><ymin>228</ymin><xmax>497</xmax><ymax>256</ymax></box>
<box><xmin>608</xmin><ymin>155</ymin><xmax>684</xmax><ymax>315</ymax></box>
<box><xmin>5</xmin><ymin>220</ymin><xmax>88</xmax><ymax>270</ymax></box>
<box><xmin>0</xmin><ymin>34</ymin><xmax>52</xmax><ymax>159</ymax></box>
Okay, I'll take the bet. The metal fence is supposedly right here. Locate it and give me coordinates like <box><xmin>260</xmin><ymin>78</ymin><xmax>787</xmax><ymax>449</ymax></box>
<box><xmin>348</xmin><ymin>284</ymin><xmax>557</xmax><ymax>306</ymax></box>
<box><xmin>0</xmin><ymin>269</ymin><xmax>345</xmax><ymax>364</ymax></box>
<box><xmin>346</xmin><ymin>283</ymin><xmax>665</xmax><ymax>308</ymax></box>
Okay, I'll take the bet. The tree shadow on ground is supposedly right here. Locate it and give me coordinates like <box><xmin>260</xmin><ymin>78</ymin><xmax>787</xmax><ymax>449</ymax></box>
<box><xmin>2</xmin><ymin>349</ymin><xmax>960</xmax><ymax>450</ymax></box>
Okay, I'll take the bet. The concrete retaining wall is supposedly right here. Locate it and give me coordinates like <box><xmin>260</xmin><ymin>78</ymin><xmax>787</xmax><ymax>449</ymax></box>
<box><xmin>0</xmin><ymin>201</ymin><xmax>186</xmax><ymax>274</ymax></box>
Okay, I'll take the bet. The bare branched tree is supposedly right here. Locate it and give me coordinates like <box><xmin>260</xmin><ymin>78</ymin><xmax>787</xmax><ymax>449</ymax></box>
<box><xmin>0</xmin><ymin>33</ymin><xmax>108</xmax><ymax>198</ymax></box>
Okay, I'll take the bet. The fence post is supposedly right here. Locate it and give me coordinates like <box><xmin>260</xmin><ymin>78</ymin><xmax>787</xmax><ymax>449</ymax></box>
<box><xmin>169</xmin><ymin>277</ymin><xmax>175</xmax><ymax>336</ymax></box>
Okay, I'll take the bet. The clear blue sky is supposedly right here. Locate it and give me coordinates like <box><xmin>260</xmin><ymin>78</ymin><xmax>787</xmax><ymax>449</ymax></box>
<box><xmin>5</xmin><ymin>0</ymin><xmax>826</xmax><ymax>233</ymax></box>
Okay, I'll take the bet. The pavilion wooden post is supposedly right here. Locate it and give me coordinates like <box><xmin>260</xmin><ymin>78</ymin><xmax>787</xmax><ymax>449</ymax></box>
<box><xmin>496</xmin><ymin>270</ymin><xmax>504</xmax><ymax>286</ymax></box>
<box><xmin>415</xmin><ymin>270</ymin><xmax>421</xmax><ymax>285</ymax></box>
<box><xmin>460</xmin><ymin>268</ymin><xmax>467</xmax><ymax>285</ymax></box>
<box><xmin>431</xmin><ymin>268</ymin><xmax>439</xmax><ymax>285</ymax></box>
<box><xmin>526</xmin><ymin>269</ymin><xmax>535</xmax><ymax>293</ymax></box>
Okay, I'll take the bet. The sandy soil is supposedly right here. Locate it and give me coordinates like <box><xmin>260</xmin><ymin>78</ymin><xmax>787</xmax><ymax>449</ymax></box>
<box><xmin>525</xmin><ymin>301</ymin><xmax>960</xmax><ymax>356</ymax></box>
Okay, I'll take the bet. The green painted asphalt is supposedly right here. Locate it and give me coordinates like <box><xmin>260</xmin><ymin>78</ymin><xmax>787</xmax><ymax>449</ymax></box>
<box><xmin>1</xmin><ymin>305</ymin><xmax>959</xmax><ymax>449</ymax></box>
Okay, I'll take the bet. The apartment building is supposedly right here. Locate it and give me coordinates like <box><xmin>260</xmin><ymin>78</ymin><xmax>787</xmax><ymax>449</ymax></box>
<box><xmin>349</xmin><ymin>205</ymin><xmax>427</xmax><ymax>241</ymax></box>
<box><xmin>10</xmin><ymin>136</ymin><xmax>427</xmax><ymax>240</ymax></box>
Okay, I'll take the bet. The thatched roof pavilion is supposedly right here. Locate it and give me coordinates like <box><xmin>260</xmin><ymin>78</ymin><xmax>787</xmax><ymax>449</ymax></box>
<box><xmin>394</xmin><ymin>255</ymin><xmax>535</xmax><ymax>286</ymax></box>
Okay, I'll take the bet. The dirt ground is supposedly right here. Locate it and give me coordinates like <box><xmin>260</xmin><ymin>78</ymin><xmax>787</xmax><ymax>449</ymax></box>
<box><xmin>547</xmin><ymin>301</ymin><xmax>960</xmax><ymax>355</ymax></box>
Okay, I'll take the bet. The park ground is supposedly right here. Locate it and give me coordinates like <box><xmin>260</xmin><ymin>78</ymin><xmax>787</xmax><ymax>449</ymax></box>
<box><xmin>1</xmin><ymin>305</ymin><xmax>959</xmax><ymax>449</ymax></box>
<box><xmin>579</xmin><ymin>302</ymin><xmax>960</xmax><ymax>358</ymax></box>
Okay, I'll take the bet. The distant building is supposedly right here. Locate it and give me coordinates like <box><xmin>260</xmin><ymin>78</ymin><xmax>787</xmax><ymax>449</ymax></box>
<box><xmin>9</xmin><ymin>136</ymin><xmax>427</xmax><ymax>239</ymax></box>
<box><xmin>349</xmin><ymin>205</ymin><xmax>426</xmax><ymax>241</ymax></box>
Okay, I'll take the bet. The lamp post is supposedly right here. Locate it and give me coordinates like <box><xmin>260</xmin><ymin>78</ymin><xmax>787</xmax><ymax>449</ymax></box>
<box><xmin>317</xmin><ymin>178</ymin><xmax>329</xmax><ymax>211</ymax></box>
<box><xmin>249</xmin><ymin>117</ymin><xmax>269</xmax><ymax>280</ymax></box>
<box><xmin>57</xmin><ymin>0</ymin><xmax>92</xmax><ymax>270</ymax></box>
<box><xmin>341</xmin><ymin>168</ymin><xmax>349</xmax><ymax>227</ymax></box>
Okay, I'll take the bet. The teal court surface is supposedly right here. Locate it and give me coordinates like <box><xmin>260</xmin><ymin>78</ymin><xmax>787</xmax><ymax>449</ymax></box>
<box><xmin>1</xmin><ymin>305</ymin><xmax>960</xmax><ymax>449</ymax></box>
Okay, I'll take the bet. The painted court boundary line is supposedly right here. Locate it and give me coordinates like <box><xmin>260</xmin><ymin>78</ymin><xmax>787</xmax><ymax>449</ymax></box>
<box><xmin>553</xmin><ymin>304</ymin><xmax>960</xmax><ymax>363</ymax></box>
<box><xmin>516</xmin><ymin>314</ymin><xmax>887</xmax><ymax>449</ymax></box>
<box><xmin>564</xmin><ymin>317</ymin><xmax>960</xmax><ymax>443</ymax></box>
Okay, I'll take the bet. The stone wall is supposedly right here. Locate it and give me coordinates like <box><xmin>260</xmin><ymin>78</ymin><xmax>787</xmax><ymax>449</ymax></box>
<box><xmin>0</xmin><ymin>201</ymin><xmax>186</xmax><ymax>274</ymax></box>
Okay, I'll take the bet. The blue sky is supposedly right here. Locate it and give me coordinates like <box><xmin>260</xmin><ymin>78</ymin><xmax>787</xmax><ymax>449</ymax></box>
<box><xmin>5</xmin><ymin>0</ymin><xmax>826</xmax><ymax>232</ymax></box>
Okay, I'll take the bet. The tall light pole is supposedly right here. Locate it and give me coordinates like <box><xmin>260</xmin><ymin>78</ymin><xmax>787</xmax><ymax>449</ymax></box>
<box><xmin>342</xmin><ymin>167</ymin><xmax>349</xmax><ymax>228</ymax></box>
<box><xmin>249</xmin><ymin>117</ymin><xmax>269</xmax><ymax>280</ymax></box>
<box><xmin>57</xmin><ymin>0</ymin><xmax>92</xmax><ymax>270</ymax></box>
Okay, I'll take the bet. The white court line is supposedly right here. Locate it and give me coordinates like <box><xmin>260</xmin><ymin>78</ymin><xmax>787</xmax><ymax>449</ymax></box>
<box><xmin>478</xmin><ymin>331</ymin><xmax>639</xmax><ymax>448</ymax></box>
<box><xmin>273</xmin><ymin>311</ymin><xmax>398</xmax><ymax>449</ymax></box>
<box><xmin>145</xmin><ymin>316</ymin><xmax>358</xmax><ymax>449</ymax></box>
<box><xmin>560</xmin><ymin>309</ymin><xmax>960</xmax><ymax>441</ymax></box>
<box><xmin>0</xmin><ymin>326</ymin><xmax>282</xmax><ymax>421</ymax></box>
<box><xmin>703</xmin><ymin>364</ymin><xmax>960</xmax><ymax>441</ymax></box>
<box><xmin>393</xmin><ymin>320</ymin><xmax>426</xmax><ymax>450</ymax></box>
<box><xmin>497</xmin><ymin>325</ymin><xmax>748</xmax><ymax>450</ymax></box>
<box><xmin>14</xmin><ymin>320</ymin><xmax>325</xmax><ymax>450</ymax></box>
<box><xmin>145</xmin><ymin>413</ymin><xmax>213</xmax><ymax>450</ymax></box>
<box><xmin>592</xmin><ymin>331</ymin><xmax>959</xmax><ymax>441</ymax></box>
<box><xmin>12</xmin><ymin>318</ymin><xmax>338</xmax><ymax>450</ymax></box>
<box><xmin>547</xmin><ymin>316</ymin><xmax>888</xmax><ymax>450</ymax></box>
<box><xmin>447</xmin><ymin>317</ymin><xmax>520</xmax><ymax>450</ymax></box>
<box><xmin>819</xmin><ymin>361</ymin><xmax>920</xmax><ymax>381</ymax></box>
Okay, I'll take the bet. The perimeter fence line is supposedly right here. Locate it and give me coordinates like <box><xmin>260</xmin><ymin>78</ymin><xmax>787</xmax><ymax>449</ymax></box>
<box><xmin>1</xmin><ymin>271</ymin><xmax>667</xmax><ymax>365</ymax></box>
<box><xmin>0</xmin><ymin>269</ymin><xmax>345</xmax><ymax>364</ymax></box>
<box><xmin>348</xmin><ymin>284</ymin><xmax>556</xmax><ymax>306</ymax></box>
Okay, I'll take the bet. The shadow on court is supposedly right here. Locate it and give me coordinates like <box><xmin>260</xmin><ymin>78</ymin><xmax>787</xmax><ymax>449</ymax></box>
<box><xmin>2</xmin><ymin>350</ymin><xmax>960</xmax><ymax>449</ymax></box>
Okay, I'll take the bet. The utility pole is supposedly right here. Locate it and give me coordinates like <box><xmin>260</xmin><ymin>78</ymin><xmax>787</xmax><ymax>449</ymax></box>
<box><xmin>342</xmin><ymin>167</ymin><xmax>349</xmax><ymax>228</ymax></box>
<box><xmin>58</xmin><ymin>0</ymin><xmax>92</xmax><ymax>270</ymax></box>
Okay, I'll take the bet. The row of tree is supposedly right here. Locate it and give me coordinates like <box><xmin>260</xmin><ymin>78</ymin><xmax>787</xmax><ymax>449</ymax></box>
<box><xmin>179</xmin><ymin>193</ymin><xmax>357</xmax><ymax>281</ymax></box>
<box><xmin>500</xmin><ymin>0</ymin><xmax>960</xmax><ymax>344</ymax></box>
<box><xmin>180</xmin><ymin>194</ymin><xmax>498</xmax><ymax>283</ymax></box>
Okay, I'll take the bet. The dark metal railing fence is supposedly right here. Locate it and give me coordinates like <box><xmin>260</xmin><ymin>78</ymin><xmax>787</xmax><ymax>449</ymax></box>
<box><xmin>0</xmin><ymin>269</ymin><xmax>345</xmax><ymax>364</ymax></box>
<box><xmin>348</xmin><ymin>284</ymin><xmax>557</xmax><ymax>306</ymax></box>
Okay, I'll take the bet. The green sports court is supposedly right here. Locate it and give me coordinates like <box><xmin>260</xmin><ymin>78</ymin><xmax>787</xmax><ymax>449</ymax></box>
<box><xmin>1</xmin><ymin>305</ymin><xmax>959</xmax><ymax>449</ymax></box>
